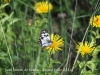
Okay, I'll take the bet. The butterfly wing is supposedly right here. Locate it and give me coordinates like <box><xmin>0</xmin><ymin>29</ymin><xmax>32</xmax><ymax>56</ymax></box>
<box><xmin>39</xmin><ymin>30</ymin><xmax>52</xmax><ymax>47</ymax></box>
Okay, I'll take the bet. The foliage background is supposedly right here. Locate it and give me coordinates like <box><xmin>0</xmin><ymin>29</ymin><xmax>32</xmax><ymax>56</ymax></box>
<box><xmin>0</xmin><ymin>0</ymin><xmax>100</xmax><ymax>75</ymax></box>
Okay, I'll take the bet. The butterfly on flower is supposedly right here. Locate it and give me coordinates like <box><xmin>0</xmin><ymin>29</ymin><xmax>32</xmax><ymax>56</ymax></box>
<box><xmin>38</xmin><ymin>30</ymin><xmax>52</xmax><ymax>47</ymax></box>
<box><xmin>38</xmin><ymin>30</ymin><xmax>64</xmax><ymax>54</ymax></box>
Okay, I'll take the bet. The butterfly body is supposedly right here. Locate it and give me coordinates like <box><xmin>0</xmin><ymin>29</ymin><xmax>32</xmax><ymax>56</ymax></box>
<box><xmin>39</xmin><ymin>30</ymin><xmax>52</xmax><ymax>47</ymax></box>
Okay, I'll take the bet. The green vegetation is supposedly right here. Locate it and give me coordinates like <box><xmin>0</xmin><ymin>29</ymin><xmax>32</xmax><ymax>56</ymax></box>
<box><xmin>0</xmin><ymin>0</ymin><xmax>100</xmax><ymax>75</ymax></box>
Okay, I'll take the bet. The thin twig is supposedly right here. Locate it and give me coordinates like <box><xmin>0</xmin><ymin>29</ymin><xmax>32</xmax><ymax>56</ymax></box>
<box><xmin>71</xmin><ymin>24</ymin><xmax>90</xmax><ymax>72</ymax></box>
<box><xmin>60</xmin><ymin>0</ymin><xmax>78</xmax><ymax>75</ymax></box>
<box><xmin>71</xmin><ymin>0</ymin><xmax>100</xmax><ymax>72</ymax></box>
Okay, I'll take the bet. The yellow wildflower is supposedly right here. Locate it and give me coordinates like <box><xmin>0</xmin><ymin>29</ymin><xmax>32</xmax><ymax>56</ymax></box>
<box><xmin>76</xmin><ymin>41</ymin><xmax>95</xmax><ymax>57</ymax></box>
<box><xmin>4</xmin><ymin>0</ymin><xmax>10</xmax><ymax>3</ymax></box>
<box><xmin>90</xmin><ymin>15</ymin><xmax>100</xmax><ymax>27</ymax></box>
<box><xmin>44</xmin><ymin>34</ymin><xmax>64</xmax><ymax>54</ymax></box>
<box><xmin>34</xmin><ymin>1</ymin><xmax>53</xmax><ymax>14</ymax></box>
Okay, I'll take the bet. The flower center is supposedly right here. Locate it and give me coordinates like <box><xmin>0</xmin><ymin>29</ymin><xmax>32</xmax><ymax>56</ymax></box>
<box><xmin>39</xmin><ymin>6</ymin><xmax>48</xmax><ymax>12</ymax></box>
<box><xmin>94</xmin><ymin>18</ymin><xmax>100</xmax><ymax>25</ymax></box>
<box><xmin>81</xmin><ymin>46</ymin><xmax>90</xmax><ymax>53</ymax></box>
<box><xmin>50</xmin><ymin>41</ymin><xmax>57</xmax><ymax>48</ymax></box>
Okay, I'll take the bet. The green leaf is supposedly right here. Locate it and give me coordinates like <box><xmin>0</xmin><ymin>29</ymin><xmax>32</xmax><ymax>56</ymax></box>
<box><xmin>9</xmin><ymin>18</ymin><xmax>20</xmax><ymax>25</ymax></box>
<box><xmin>78</xmin><ymin>61</ymin><xmax>86</xmax><ymax>69</ymax></box>
<box><xmin>0</xmin><ymin>3</ymin><xmax>9</xmax><ymax>9</ymax></box>
<box><xmin>86</xmin><ymin>61</ymin><xmax>96</xmax><ymax>72</ymax></box>
<box><xmin>92</xmin><ymin>45</ymin><xmax>100</xmax><ymax>57</ymax></box>
<box><xmin>84</xmin><ymin>71</ymin><xmax>94</xmax><ymax>75</ymax></box>
<box><xmin>50</xmin><ymin>58</ymin><xmax>61</xmax><ymax>64</ymax></box>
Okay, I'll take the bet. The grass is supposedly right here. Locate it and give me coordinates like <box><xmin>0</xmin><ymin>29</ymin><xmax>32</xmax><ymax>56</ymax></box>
<box><xmin>0</xmin><ymin>0</ymin><xmax>100</xmax><ymax>75</ymax></box>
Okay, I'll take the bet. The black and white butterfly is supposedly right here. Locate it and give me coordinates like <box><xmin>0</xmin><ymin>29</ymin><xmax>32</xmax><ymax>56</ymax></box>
<box><xmin>38</xmin><ymin>30</ymin><xmax>52</xmax><ymax>47</ymax></box>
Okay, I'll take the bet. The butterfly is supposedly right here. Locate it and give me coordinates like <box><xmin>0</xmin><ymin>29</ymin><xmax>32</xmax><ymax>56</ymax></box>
<box><xmin>38</xmin><ymin>30</ymin><xmax>52</xmax><ymax>47</ymax></box>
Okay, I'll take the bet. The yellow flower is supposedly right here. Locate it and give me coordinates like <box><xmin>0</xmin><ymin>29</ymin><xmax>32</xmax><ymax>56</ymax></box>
<box><xmin>76</xmin><ymin>41</ymin><xmax>95</xmax><ymax>57</ymax></box>
<box><xmin>44</xmin><ymin>34</ymin><xmax>64</xmax><ymax>54</ymax></box>
<box><xmin>34</xmin><ymin>1</ymin><xmax>53</xmax><ymax>14</ymax></box>
<box><xmin>4</xmin><ymin>0</ymin><xmax>10</xmax><ymax>3</ymax></box>
<box><xmin>90</xmin><ymin>15</ymin><xmax>100</xmax><ymax>27</ymax></box>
